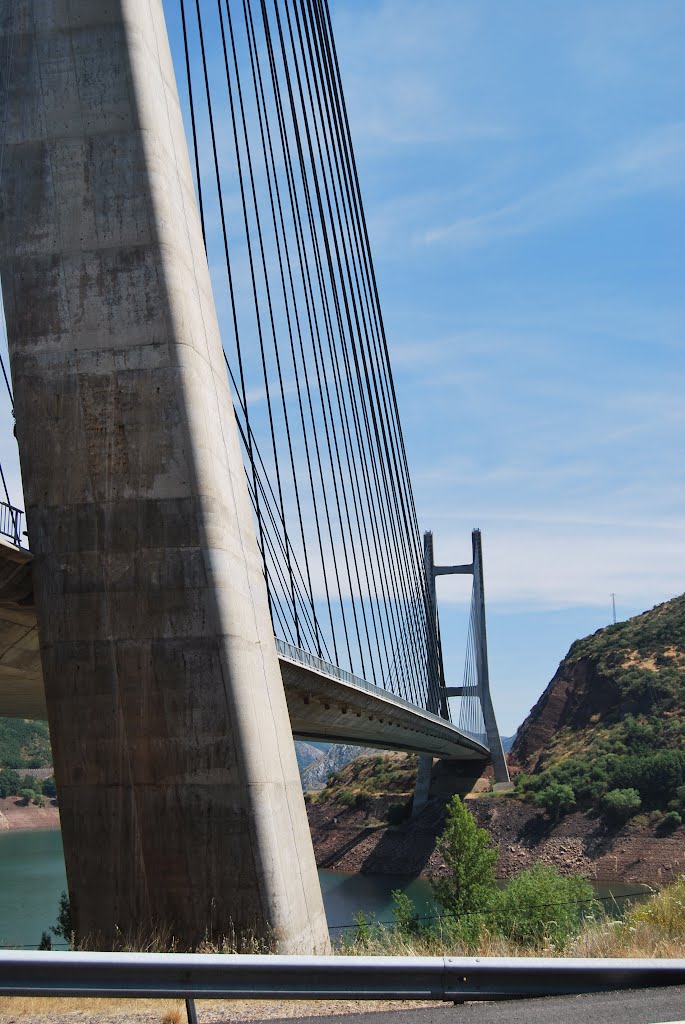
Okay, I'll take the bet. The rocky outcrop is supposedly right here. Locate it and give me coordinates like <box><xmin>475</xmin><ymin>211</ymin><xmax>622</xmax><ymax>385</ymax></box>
<box><xmin>509</xmin><ymin>657</ymin><xmax>621</xmax><ymax>772</ymax></box>
<box><xmin>294</xmin><ymin>741</ymin><xmax>326</xmax><ymax>776</ymax></box>
<box><xmin>508</xmin><ymin>593</ymin><xmax>685</xmax><ymax>775</ymax></box>
<box><xmin>300</xmin><ymin>744</ymin><xmax>376</xmax><ymax>791</ymax></box>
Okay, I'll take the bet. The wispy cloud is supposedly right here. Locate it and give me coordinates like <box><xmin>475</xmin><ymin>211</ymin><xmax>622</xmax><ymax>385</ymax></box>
<box><xmin>430</xmin><ymin>514</ymin><xmax>685</xmax><ymax>612</ymax></box>
<box><xmin>423</xmin><ymin>122</ymin><xmax>685</xmax><ymax>246</ymax></box>
<box><xmin>332</xmin><ymin>0</ymin><xmax>511</xmax><ymax>147</ymax></box>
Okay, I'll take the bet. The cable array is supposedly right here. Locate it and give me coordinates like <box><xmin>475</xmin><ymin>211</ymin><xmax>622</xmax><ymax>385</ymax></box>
<box><xmin>174</xmin><ymin>0</ymin><xmax>439</xmax><ymax>709</ymax></box>
<box><xmin>458</xmin><ymin>584</ymin><xmax>487</xmax><ymax>744</ymax></box>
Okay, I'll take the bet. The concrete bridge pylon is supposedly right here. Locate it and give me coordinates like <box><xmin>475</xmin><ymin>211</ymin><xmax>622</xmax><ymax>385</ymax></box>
<box><xmin>0</xmin><ymin>0</ymin><xmax>328</xmax><ymax>952</ymax></box>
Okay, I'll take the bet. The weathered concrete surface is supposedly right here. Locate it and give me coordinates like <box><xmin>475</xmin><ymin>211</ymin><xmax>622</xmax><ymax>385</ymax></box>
<box><xmin>0</xmin><ymin>0</ymin><xmax>328</xmax><ymax>951</ymax></box>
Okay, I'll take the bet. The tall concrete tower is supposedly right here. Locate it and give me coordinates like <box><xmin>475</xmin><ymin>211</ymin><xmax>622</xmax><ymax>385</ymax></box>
<box><xmin>0</xmin><ymin>0</ymin><xmax>328</xmax><ymax>951</ymax></box>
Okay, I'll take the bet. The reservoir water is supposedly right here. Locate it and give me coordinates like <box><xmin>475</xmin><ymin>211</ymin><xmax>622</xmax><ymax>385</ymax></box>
<box><xmin>0</xmin><ymin>829</ymin><xmax>651</xmax><ymax>949</ymax></box>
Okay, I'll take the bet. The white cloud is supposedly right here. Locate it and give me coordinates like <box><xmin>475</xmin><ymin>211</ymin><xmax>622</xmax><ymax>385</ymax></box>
<box><xmin>429</xmin><ymin>514</ymin><xmax>685</xmax><ymax>612</ymax></box>
<box><xmin>423</xmin><ymin>122</ymin><xmax>685</xmax><ymax>247</ymax></box>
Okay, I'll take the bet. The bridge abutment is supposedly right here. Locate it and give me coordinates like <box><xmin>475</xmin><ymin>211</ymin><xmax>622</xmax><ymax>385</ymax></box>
<box><xmin>0</xmin><ymin>0</ymin><xmax>328</xmax><ymax>952</ymax></box>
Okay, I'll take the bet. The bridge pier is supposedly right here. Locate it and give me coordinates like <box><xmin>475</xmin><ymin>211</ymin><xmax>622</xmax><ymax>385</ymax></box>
<box><xmin>0</xmin><ymin>0</ymin><xmax>328</xmax><ymax>951</ymax></box>
<box><xmin>411</xmin><ymin>754</ymin><xmax>433</xmax><ymax>816</ymax></box>
<box><xmin>411</xmin><ymin>757</ymin><xmax>486</xmax><ymax>816</ymax></box>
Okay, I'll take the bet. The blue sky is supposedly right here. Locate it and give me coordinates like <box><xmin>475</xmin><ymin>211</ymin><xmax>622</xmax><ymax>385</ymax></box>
<box><xmin>326</xmin><ymin>0</ymin><xmax>685</xmax><ymax>731</ymax></box>
<box><xmin>1</xmin><ymin>1</ymin><xmax>683</xmax><ymax>734</ymax></box>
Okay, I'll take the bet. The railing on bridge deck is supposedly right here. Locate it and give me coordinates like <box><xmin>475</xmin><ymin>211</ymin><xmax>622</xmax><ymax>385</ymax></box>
<box><xmin>276</xmin><ymin>636</ymin><xmax>455</xmax><ymax>725</ymax></box>
<box><xmin>275</xmin><ymin>636</ymin><xmax>490</xmax><ymax>757</ymax></box>
<box><xmin>0</xmin><ymin>501</ymin><xmax>23</xmax><ymax>547</ymax></box>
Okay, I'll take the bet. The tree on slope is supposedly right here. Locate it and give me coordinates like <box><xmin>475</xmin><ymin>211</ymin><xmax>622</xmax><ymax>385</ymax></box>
<box><xmin>431</xmin><ymin>795</ymin><xmax>498</xmax><ymax>921</ymax></box>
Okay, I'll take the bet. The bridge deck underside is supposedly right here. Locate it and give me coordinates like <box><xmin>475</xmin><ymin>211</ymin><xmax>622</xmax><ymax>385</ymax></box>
<box><xmin>0</xmin><ymin>543</ymin><xmax>488</xmax><ymax>761</ymax></box>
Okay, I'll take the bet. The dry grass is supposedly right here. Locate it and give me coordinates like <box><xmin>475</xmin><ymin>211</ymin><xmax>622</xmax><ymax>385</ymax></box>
<box><xmin>0</xmin><ymin>996</ymin><xmax>439</xmax><ymax>1023</ymax></box>
<box><xmin>567</xmin><ymin>919</ymin><xmax>685</xmax><ymax>958</ymax></box>
<box><xmin>338</xmin><ymin>916</ymin><xmax>685</xmax><ymax>960</ymax></box>
<box><xmin>568</xmin><ymin>876</ymin><xmax>685</xmax><ymax>958</ymax></box>
<box><xmin>0</xmin><ymin>996</ymin><xmax>185</xmax><ymax>1022</ymax></box>
<box><xmin>161</xmin><ymin>1006</ymin><xmax>183</xmax><ymax>1024</ymax></box>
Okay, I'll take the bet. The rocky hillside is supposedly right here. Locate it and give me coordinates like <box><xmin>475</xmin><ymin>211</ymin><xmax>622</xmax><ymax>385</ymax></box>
<box><xmin>294</xmin><ymin>740</ymin><xmax>326</xmax><ymax>775</ymax></box>
<box><xmin>304</xmin><ymin>749</ymin><xmax>684</xmax><ymax>885</ymax></box>
<box><xmin>510</xmin><ymin>594</ymin><xmax>685</xmax><ymax>820</ymax></box>
<box><xmin>299</xmin><ymin>743</ymin><xmax>376</xmax><ymax>791</ymax></box>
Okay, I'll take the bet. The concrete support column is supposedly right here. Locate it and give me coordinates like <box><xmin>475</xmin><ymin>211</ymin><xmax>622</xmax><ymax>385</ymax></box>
<box><xmin>0</xmin><ymin>0</ymin><xmax>328</xmax><ymax>951</ymax></box>
<box><xmin>411</xmin><ymin>753</ymin><xmax>433</xmax><ymax>817</ymax></box>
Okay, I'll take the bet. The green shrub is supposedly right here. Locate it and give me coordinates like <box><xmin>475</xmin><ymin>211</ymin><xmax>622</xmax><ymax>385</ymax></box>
<box><xmin>385</xmin><ymin>800</ymin><xmax>410</xmax><ymax>825</ymax></box>
<box><xmin>336</xmin><ymin>788</ymin><xmax>357</xmax><ymax>807</ymax></box>
<box><xmin>662</xmin><ymin>810</ymin><xmax>682</xmax><ymax>830</ymax></box>
<box><xmin>42</xmin><ymin>776</ymin><xmax>57</xmax><ymax>799</ymax></box>
<box><xmin>0</xmin><ymin>767</ymin><xmax>20</xmax><ymax>798</ymax></box>
<box><xmin>391</xmin><ymin>890</ymin><xmax>420</xmax><ymax>936</ymax></box>
<box><xmin>350</xmin><ymin>910</ymin><xmax>378</xmax><ymax>947</ymax></box>
<box><xmin>492</xmin><ymin>864</ymin><xmax>599</xmax><ymax>950</ymax></box>
<box><xmin>670</xmin><ymin>785</ymin><xmax>685</xmax><ymax>815</ymax></box>
<box><xmin>602</xmin><ymin>787</ymin><xmax>642</xmax><ymax>822</ymax></box>
<box><xmin>50</xmin><ymin>891</ymin><xmax>73</xmax><ymax>944</ymax></box>
<box><xmin>534</xmin><ymin>782</ymin><xmax>576</xmax><ymax>820</ymax></box>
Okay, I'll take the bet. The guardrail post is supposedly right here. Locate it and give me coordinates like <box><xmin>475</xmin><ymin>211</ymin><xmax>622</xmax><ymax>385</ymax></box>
<box><xmin>185</xmin><ymin>997</ymin><xmax>198</xmax><ymax>1024</ymax></box>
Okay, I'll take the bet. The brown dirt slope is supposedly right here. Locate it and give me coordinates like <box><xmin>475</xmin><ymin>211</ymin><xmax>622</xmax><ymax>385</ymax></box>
<box><xmin>308</xmin><ymin>790</ymin><xmax>684</xmax><ymax>886</ymax></box>
<box><xmin>0</xmin><ymin>795</ymin><xmax>60</xmax><ymax>830</ymax></box>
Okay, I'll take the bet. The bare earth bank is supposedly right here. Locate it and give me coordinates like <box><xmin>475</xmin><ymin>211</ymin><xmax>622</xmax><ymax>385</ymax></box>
<box><xmin>0</xmin><ymin>797</ymin><xmax>60</xmax><ymax>831</ymax></box>
<box><xmin>307</xmin><ymin>795</ymin><xmax>685</xmax><ymax>886</ymax></box>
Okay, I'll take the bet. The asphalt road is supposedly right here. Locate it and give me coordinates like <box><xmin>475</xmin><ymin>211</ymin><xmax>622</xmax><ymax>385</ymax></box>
<box><xmin>250</xmin><ymin>986</ymin><xmax>685</xmax><ymax>1024</ymax></box>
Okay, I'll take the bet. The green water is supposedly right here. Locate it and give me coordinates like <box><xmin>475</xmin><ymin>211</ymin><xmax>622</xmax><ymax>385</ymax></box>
<box><xmin>0</xmin><ymin>829</ymin><xmax>652</xmax><ymax>949</ymax></box>
<box><xmin>0</xmin><ymin>830</ymin><xmax>68</xmax><ymax>949</ymax></box>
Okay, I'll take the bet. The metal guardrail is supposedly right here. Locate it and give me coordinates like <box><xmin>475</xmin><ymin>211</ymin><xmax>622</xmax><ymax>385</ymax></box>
<box><xmin>1</xmin><ymin>951</ymin><xmax>683</xmax><ymax>1002</ymax></box>
<box><xmin>0</xmin><ymin>501</ymin><xmax>23</xmax><ymax>547</ymax></box>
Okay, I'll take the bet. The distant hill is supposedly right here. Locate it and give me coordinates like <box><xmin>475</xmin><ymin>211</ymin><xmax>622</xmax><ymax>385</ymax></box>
<box><xmin>0</xmin><ymin>718</ymin><xmax>52</xmax><ymax>769</ymax></box>
<box><xmin>300</xmin><ymin>743</ymin><xmax>376</xmax><ymax>791</ymax></box>
<box><xmin>294</xmin><ymin>740</ymin><xmax>325</xmax><ymax>775</ymax></box>
<box><xmin>510</xmin><ymin>594</ymin><xmax>685</xmax><ymax>819</ymax></box>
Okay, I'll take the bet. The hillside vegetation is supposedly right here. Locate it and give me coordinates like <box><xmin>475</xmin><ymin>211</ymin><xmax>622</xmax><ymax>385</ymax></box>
<box><xmin>0</xmin><ymin>718</ymin><xmax>52</xmax><ymax>769</ymax></box>
<box><xmin>511</xmin><ymin>594</ymin><xmax>685</xmax><ymax>824</ymax></box>
<box><xmin>307</xmin><ymin>751</ymin><xmax>418</xmax><ymax>824</ymax></box>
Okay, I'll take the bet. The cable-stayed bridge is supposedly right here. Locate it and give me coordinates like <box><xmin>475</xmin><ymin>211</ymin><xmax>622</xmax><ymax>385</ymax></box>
<box><xmin>0</xmin><ymin>531</ymin><xmax>498</xmax><ymax>761</ymax></box>
<box><xmin>0</xmin><ymin>0</ymin><xmax>507</xmax><ymax>952</ymax></box>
